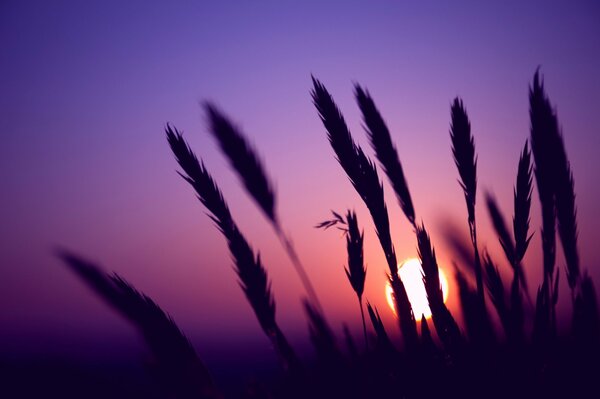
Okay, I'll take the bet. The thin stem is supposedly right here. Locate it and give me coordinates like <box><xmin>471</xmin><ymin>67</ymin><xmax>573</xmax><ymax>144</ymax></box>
<box><xmin>471</xmin><ymin>221</ymin><xmax>484</xmax><ymax>304</ymax></box>
<box><xmin>358</xmin><ymin>296</ymin><xmax>368</xmax><ymax>351</ymax></box>
<box><xmin>274</xmin><ymin>222</ymin><xmax>323</xmax><ymax>312</ymax></box>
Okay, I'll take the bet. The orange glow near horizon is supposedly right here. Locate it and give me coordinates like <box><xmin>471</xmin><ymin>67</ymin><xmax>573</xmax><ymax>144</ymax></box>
<box><xmin>385</xmin><ymin>258</ymin><xmax>449</xmax><ymax>319</ymax></box>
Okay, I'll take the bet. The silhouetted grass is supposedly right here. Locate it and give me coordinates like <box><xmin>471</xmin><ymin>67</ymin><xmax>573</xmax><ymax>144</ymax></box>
<box><xmin>58</xmin><ymin>70</ymin><xmax>600</xmax><ymax>399</ymax></box>
<box><xmin>204</xmin><ymin>103</ymin><xmax>322</xmax><ymax>311</ymax></box>
<box><xmin>486</xmin><ymin>193</ymin><xmax>527</xmax><ymax>313</ymax></box>
<box><xmin>416</xmin><ymin>224</ymin><xmax>463</xmax><ymax>353</ymax></box>
<box><xmin>311</xmin><ymin>76</ymin><xmax>418</xmax><ymax>348</ymax></box>
<box><xmin>316</xmin><ymin>210</ymin><xmax>367</xmax><ymax>347</ymax></box>
<box><xmin>450</xmin><ymin>98</ymin><xmax>484</xmax><ymax>306</ymax></box>
<box><xmin>455</xmin><ymin>266</ymin><xmax>495</xmax><ymax>345</ymax></box>
<box><xmin>57</xmin><ymin>251</ymin><xmax>220</xmax><ymax>399</ymax></box>
<box><xmin>166</xmin><ymin>126</ymin><xmax>299</xmax><ymax>372</ymax></box>
<box><xmin>345</xmin><ymin>211</ymin><xmax>368</xmax><ymax>348</ymax></box>
<box><xmin>529</xmin><ymin>71</ymin><xmax>559</xmax><ymax>336</ymax></box>
<box><xmin>355</xmin><ymin>85</ymin><xmax>416</xmax><ymax>227</ymax></box>
<box><xmin>366</xmin><ymin>302</ymin><xmax>393</xmax><ymax>350</ymax></box>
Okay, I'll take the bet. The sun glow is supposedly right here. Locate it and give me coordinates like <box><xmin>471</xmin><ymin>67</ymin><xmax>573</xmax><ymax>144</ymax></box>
<box><xmin>385</xmin><ymin>258</ymin><xmax>449</xmax><ymax>319</ymax></box>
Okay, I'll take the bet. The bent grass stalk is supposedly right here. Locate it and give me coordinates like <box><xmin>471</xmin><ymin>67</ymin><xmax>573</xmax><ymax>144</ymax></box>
<box><xmin>311</xmin><ymin>76</ymin><xmax>418</xmax><ymax>347</ymax></box>
<box><xmin>167</xmin><ymin>126</ymin><xmax>299</xmax><ymax>371</ymax></box>
<box><xmin>205</xmin><ymin>103</ymin><xmax>322</xmax><ymax>311</ymax></box>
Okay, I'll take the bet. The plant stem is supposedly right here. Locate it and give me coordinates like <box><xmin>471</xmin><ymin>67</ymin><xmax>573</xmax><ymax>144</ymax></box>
<box><xmin>358</xmin><ymin>296</ymin><xmax>368</xmax><ymax>351</ymax></box>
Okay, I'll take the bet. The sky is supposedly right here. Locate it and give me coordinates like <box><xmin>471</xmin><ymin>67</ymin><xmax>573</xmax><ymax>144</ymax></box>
<box><xmin>1</xmin><ymin>0</ymin><xmax>600</xmax><ymax>367</ymax></box>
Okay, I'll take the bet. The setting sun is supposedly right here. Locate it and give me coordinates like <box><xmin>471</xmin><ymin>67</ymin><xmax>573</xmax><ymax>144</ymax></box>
<box><xmin>386</xmin><ymin>258</ymin><xmax>449</xmax><ymax>319</ymax></box>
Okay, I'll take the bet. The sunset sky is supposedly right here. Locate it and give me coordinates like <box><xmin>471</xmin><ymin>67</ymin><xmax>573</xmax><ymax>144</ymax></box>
<box><xmin>2</xmin><ymin>0</ymin><xmax>600</xmax><ymax>367</ymax></box>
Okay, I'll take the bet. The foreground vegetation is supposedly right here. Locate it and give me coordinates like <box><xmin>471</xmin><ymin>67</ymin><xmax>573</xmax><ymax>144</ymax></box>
<box><xmin>61</xmin><ymin>71</ymin><xmax>600</xmax><ymax>398</ymax></box>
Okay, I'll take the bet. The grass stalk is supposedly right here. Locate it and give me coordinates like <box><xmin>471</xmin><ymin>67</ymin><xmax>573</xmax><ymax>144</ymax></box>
<box><xmin>167</xmin><ymin>126</ymin><xmax>300</xmax><ymax>371</ymax></box>
<box><xmin>204</xmin><ymin>103</ymin><xmax>322</xmax><ymax>311</ymax></box>
<box><xmin>450</xmin><ymin>98</ymin><xmax>484</xmax><ymax>305</ymax></box>
<box><xmin>311</xmin><ymin>76</ymin><xmax>418</xmax><ymax>347</ymax></box>
<box><xmin>57</xmin><ymin>251</ymin><xmax>220</xmax><ymax>399</ymax></box>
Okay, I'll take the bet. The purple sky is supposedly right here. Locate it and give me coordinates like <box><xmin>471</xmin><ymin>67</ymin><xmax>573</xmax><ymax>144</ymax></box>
<box><xmin>2</xmin><ymin>0</ymin><xmax>600</xmax><ymax>362</ymax></box>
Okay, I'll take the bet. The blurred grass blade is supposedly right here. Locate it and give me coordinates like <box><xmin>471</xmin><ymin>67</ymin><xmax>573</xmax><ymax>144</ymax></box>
<box><xmin>355</xmin><ymin>85</ymin><xmax>416</xmax><ymax>227</ymax></box>
<box><xmin>303</xmin><ymin>300</ymin><xmax>342</xmax><ymax>364</ymax></box>
<box><xmin>529</xmin><ymin>70</ymin><xmax>558</xmax><ymax>329</ymax></box>
<box><xmin>530</xmin><ymin>70</ymin><xmax>579</xmax><ymax>295</ymax></box>
<box><xmin>57</xmin><ymin>251</ymin><xmax>220</xmax><ymax>399</ymax></box>
<box><xmin>204</xmin><ymin>104</ymin><xmax>322</xmax><ymax>311</ymax></box>
<box><xmin>485</xmin><ymin>192</ymin><xmax>516</xmax><ymax>266</ymax></box>
<box><xmin>483</xmin><ymin>253</ymin><xmax>510</xmax><ymax>335</ymax></box>
<box><xmin>204</xmin><ymin>103</ymin><xmax>276</xmax><ymax>223</ymax></box>
<box><xmin>486</xmin><ymin>192</ymin><xmax>528</xmax><ymax>295</ymax></box>
<box><xmin>167</xmin><ymin>126</ymin><xmax>299</xmax><ymax>371</ymax></box>
<box><xmin>514</xmin><ymin>141</ymin><xmax>534</xmax><ymax>263</ymax></box>
<box><xmin>552</xmin><ymin>128</ymin><xmax>580</xmax><ymax>292</ymax></box>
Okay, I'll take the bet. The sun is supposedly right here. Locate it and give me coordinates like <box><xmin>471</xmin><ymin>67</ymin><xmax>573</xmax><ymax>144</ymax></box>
<box><xmin>385</xmin><ymin>258</ymin><xmax>449</xmax><ymax>319</ymax></box>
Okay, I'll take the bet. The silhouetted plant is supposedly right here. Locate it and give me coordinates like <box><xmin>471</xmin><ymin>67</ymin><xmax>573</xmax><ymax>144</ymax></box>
<box><xmin>311</xmin><ymin>76</ymin><xmax>418</xmax><ymax>348</ymax></box>
<box><xmin>455</xmin><ymin>266</ymin><xmax>495</xmax><ymax>345</ymax></box>
<box><xmin>166</xmin><ymin>126</ymin><xmax>299</xmax><ymax>372</ymax></box>
<box><xmin>355</xmin><ymin>85</ymin><xmax>416</xmax><ymax>228</ymax></box>
<box><xmin>514</xmin><ymin>142</ymin><xmax>534</xmax><ymax>267</ymax></box>
<box><xmin>58</xmin><ymin>251</ymin><xmax>221</xmax><ymax>399</ymax></box>
<box><xmin>450</xmin><ymin>98</ymin><xmax>484</xmax><ymax>306</ymax></box>
<box><xmin>317</xmin><ymin>210</ymin><xmax>368</xmax><ymax>347</ymax></box>
<box><xmin>529</xmin><ymin>71</ymin><xmax>560</xmax><ymax>336</ymax></box>
<box><xmin>204</xmin><ymin>103</ymin><xmax>322</xmax><ymax>311</ymax></box>
<box><xmin>58</xmin><ymin>70</ymin><xmax>600</xmax><ymax>399</ymax></box>
<box><xmin>366</xmin><ymin>302</ymin><xmax>393</xmax><ymax>351</ymax></box>
<box><xmin>416</xmin><ymin>224</ymin><xmax>463</xmax><ymax>352</ymax></box>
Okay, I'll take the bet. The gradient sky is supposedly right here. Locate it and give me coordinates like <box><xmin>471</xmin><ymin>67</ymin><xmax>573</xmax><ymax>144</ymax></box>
<box><xmin>2</xmin><ymin>0</ymin><xmax>600</xmax><ymax>364</ymax></box>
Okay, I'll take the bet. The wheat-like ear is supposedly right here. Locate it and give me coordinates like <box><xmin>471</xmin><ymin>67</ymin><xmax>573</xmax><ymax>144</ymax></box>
<box><xmin>450</xmin><ymin>98</ymin><xmax>483</xmax><ymax>304</ymax></box>
<box><xmin>355</xmin><ymin>85</ymin><xmax>416</xmax><ymax>227</ymax></box>
<box><xmin>416</xmin><ymin>224</ymin><xmax>463</xmax><ymax>352</ymax></box>
<box><xmin>167</xmin><ymin>126</ymin><xmax>299</xmax><ymax>371</ymax></box>
<box><xmin>485</xmin><ymin>193</ymin><xmax>528</xmax><ymax>296</ymax></box>
<box><xmin>204</xmin><ymin>104</ymin><xmax>276</xmax><ymax>223</ymax></box>
<box><xmin>514</xmin><ymin>141</ymin><xmax>534</xmax><ymax>263</ymax></box>
<box><xmin>551</xmin><ymin>121</ymin><xmax>580</xmax><ymax>292</ymax></box>
<box><xmin>450</xmin><ymin>98</ymin><xmax>477</xmax><ymax>226</ymax></box>
<box><xmin>319</xmin><ymin>209</ymin><xmax>369</xmax><ymax>348</ymax></box>
<box><xmin>343</xmin><ymin>210</ymin><xmax>368</xmax><ymax>348</ymax></box>
<box><xmin>482</xmin><ymin>253</ymin><xmax>511</xmax><ymax>337</ymax></box>
<box><xmin>311</xmin><ymin>76</ymin><xmax>418</xmax><ymax>346</ymax></box>
<box><xmin>311</xmin><ymin>77</ymin><xmax>395</xmax><ymax>272</ymax></box>
<box><xmin>484</xmin><ymin>251</ymin><xmax>525</xmax><ymax>344</ymax></box>
<box><xmin>57</xmin><ymin>251</ymin><xmax>220</xmax><ymax>399</ymax></box>
<box><xmin>367</xmin><ymin>302</ymin><xmax>392</xmax><ymax>350</ymax></box>
<box><xmin>485</xmin><ymin>193</ymin><xmax>516</xmax><ymax>265</ymax></box>
<box><xmin>204</xmin><ymin>104</ymin><xmax>321</xmax><ymax>311</ymax></box>
<box><xmin>529</xmin><ymin>70</ymin><xmax>558</xmax><ymax>330</ymax></box>
<box><xmin>419</xmin><ymin>315</ymin><xmax>443</xmax><ymax>363</ymax></box>
<box><xmin>345</xmin><ymin>211</ymin><xmax>366</xmax><ymax>301</ymax></box>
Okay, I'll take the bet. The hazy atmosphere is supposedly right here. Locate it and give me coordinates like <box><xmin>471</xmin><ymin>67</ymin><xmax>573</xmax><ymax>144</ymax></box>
<box><xmin>2</xmin><ymin>1</ymin><xmax>600</xmax><ymax>397</ymax></box>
